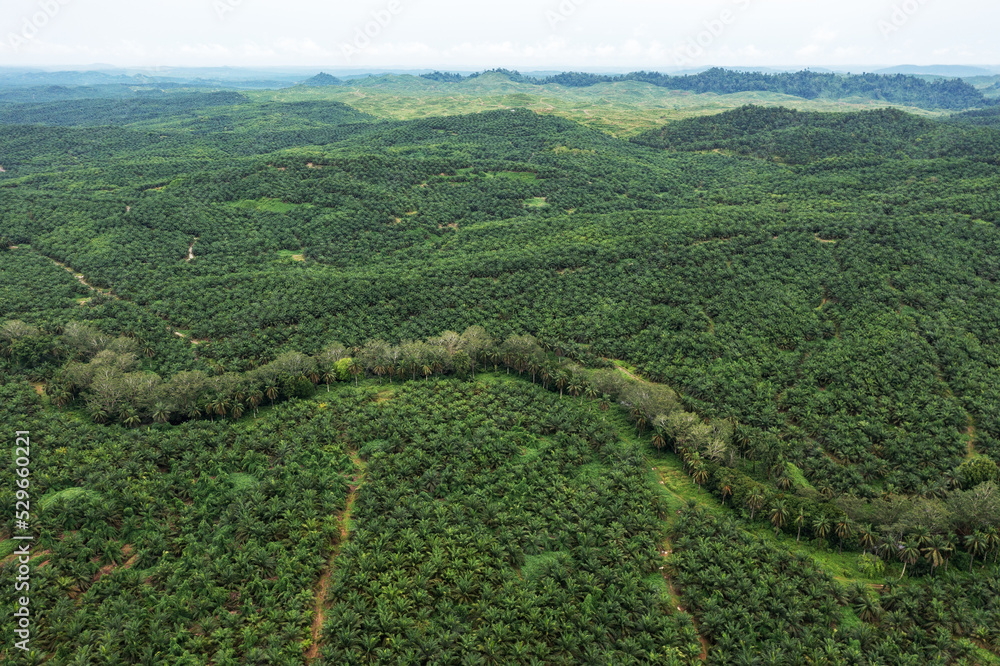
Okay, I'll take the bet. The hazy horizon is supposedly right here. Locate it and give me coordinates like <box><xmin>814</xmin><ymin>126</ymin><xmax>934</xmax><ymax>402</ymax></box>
<box><xmin>1</xmin><ymin>0</ymin><xmax>997</xmax><ymax>71</ymax></box>
<box><xmin>4</xmin><ymin>64</ymin><xmax>1000</xmax><ymax>75</ymax></box>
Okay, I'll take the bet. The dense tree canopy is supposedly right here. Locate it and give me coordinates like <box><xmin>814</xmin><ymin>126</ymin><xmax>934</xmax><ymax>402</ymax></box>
<box><xmin>2</xmin><ymin>87</ymin><xmax>1000</xmax><ymax>663</ymax></box>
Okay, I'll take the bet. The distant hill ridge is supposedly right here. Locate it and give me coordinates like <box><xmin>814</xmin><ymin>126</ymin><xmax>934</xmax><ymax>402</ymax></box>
<box><xmin>304</xmin><ymin>72</ymin><xmax>341</xmax><ymax>86</ymax></box>
<box><xmin>419</xmin><ymin>67</ymin><xmax>994</xmax><ymax>110</ymax></box>
<box><xmin>630</xmin><ymin>104</ymin><xmax>1000</xmax><ymax>164</ymax></box>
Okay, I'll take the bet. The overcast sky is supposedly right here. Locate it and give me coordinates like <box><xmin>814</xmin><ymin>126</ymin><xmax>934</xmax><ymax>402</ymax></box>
<box><xmin>0</xmin><ymin>0</ymin><xmax>996</xmax><ymax>70</ymax></box>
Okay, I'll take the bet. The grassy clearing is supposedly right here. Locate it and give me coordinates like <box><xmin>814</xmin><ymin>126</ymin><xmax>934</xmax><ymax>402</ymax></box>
<box><xmin>649</xmin><ymin>452</ymin><xmax>727</xmax><ymax>518</ymax></box>
<box><xmin>277</xmin><ymin>249</ymin><xmax>306</xmax><ymax>261</ymax></box>
<box><xmin>786</xmin><ymin>462</ymin><xmax>817</xmax><ymax>492</ymax></box>
<box><xmin>38</xmin><ymin>487</ymin><xmax>100</xmax><ymax>511</ymax></box>
<box><xmin>520</xmin><ymin>551</ymin><xmax>567</xmax><ymax>581</ymax></box>
<box><xmin>747</xmin><ymin>524</ymin><xmax>891</xmax><ymax>583</ymax></box>
<box><xmin>228</xmin><ymin>473</ymin><xmax>258</xmax><ymax>491</ymax></box>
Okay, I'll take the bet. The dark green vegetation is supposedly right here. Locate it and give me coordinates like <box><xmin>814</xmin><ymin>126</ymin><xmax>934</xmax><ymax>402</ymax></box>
<box><xmin>0</xmin><ymin>375</ymin><xmax>702</xmax><ymax>664</ymax></box>
<box><xmin>2</xmin><ymin>78</ymin><xmax>1000</xmax><ymax>663</ymax></box>
<box><xmin>319</xmin><ymin>380</ymin><xmax>700</xmax><ymax>664</ymax></box>
<box><xmin>672</xmin><ymin>506</ymin><xmax>1000</xmax><ymax>664</ymax></box>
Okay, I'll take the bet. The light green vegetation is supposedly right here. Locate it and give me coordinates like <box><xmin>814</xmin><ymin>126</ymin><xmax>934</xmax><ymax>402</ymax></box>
<box><xmin>250</xmin><ymin>73</ymin><xmax>946</xmax><ymax>137</ymax></box>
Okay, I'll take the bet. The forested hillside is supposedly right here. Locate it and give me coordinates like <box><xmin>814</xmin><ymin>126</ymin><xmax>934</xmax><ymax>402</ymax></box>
<box><xmin>2</xmin><ymin>86</ymin><xmax>1000</xmax><ymax>664</ymax></box>
<box><xmin>426</xmin><ymin>68</ymin><xmax>994</xmax><ymax>110</ymax></box>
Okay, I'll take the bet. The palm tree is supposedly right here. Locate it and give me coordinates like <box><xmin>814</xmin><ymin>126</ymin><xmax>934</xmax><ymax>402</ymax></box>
<box><xmin>899</xmin><ymin>538</ymin><xmax>920</xmax><ymax>578</ymax></box>
<box><xmin>876</xmin><ymin>537</ymin><xmax>896</xmax><ymax>565</ymax></box>
<box><xmin>249</xmin><ymin>389</ymin><xmax>263</xmax><ymax>416</ymax></box>
<box><xmin>598</xmin><ymin>394</ymin><xmax>610</xmax><ymax>419</ymax></box>
<box><xmin>528</xmin><ymin>360</ymin><xmax>540</xmax><ymax>384</ymax></box>
<box><xmin>912</xmin><ymin>525</ymin><xmax>932</xmax><ymax>548</ymax></box>
<box><xmin>568</xmin><ymin>380</ymin><xmax>583</xmax><ymax>402</ymax></box>
<box><xmin>922</xmin><ymin>536</ymin><xmax>945</xmax><ymax>574</ymax></box>
<box><xmin>204</xmin><ymin>398</ymin><xmax>218</xmax><ymax>422</ymax></box>
<box><xmin>794</xmin><ymin>507</ymin><xmax>806</xmax><ymax>543</ymax></box>
<box><xmin>651</xmin><ymin>429</ymin><xmax>667</xmax><ymax>452</ymax></box>
<box><xmin>52</xmin><ymin>386</ymin><xmax>73</xmax><ymax>409</ymax></box>
<box><xmin>630</xmin><ymin>405</ymin><xmax>647</xmax><ymax>433</ymax></box>
<box><xmin>555</xmin><ymin>371</ymin><xmax>569</xmax><ymax>397</ymax></box>
<box><xmin>152</xmin><ymin>403</ymin><xmax>170</xmax><ymax>424</ymax></box>
<box><xmin>813</xmin><ymin>515</ymin><xmax>832</xmax><ymax>545</ymax></box>
<box><xmin>121</xmin><ymin>408</ymin><xmax>141</xmax><ymax>428</ymax></box>
<box><xmin>265</xmin><ymin>383</ymin><xmax>278</xmax><ymax>406</ymax></box>
<box><xmin>691</xmin><ymin>464</ymin><xmax>709</xmax><ymax>486</ymax></box>
<box><xmin>986</xmin><ymin>527</ymin><xmax>1000</xmax><ymax>564</ymax></box>
<box><xmin>747</xmin><ymin>489</ymin><xmax>765</xmax><ymax>521</ymax></box>
<box><xmin>720</xmin><ymin>483</ymin><xmax>733</xmax><ymax>506</ymax></box>
<box><xmin>965</xmin><ymin>531</ymin><xmax>987</xmax><ymax>571</ymax></box>
<box><xmin>854</xmin><ymin>594</ymin><xmax>882</xmax><ymax>623</ymax></box>
<box><xmin>940</xmin><ymin>533</ymin><xmax>955</xmax><ymax>571</ymax></box>
<box><xmin>322</xmin><ymin>368</ymin><xmax>337</xmax><ymax>391</ymax></box>
<box><xmin>770</xmin><ymin>499</ymin><xmax>789</xmax><ymax>531</ymax></box>
<box><xmin>835</xmin><ymin>518</ymin><xmax>854</xmax><ymax>555</ymax></box>
<box><xmin>858</xmin><ymin>524</ymin><xmax>877</xmax><ymax>555</ymax></box>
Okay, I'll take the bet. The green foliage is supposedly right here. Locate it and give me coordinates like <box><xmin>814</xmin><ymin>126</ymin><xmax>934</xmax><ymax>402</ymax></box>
<box><xmin>957</xmin><ymin>456</ymin><xmax>999</xmax><ymax>488</ymax></box>
<box><xmin>672</xmin><ymin>506</ymin><xmax>987</xmax><ymax>663</ymax></box>
<box><xmin>857</xmin><ymin>552</ymin><xmax>885</xmax><ymax>577</ymax></box>
<box><xmin>332</xmin><ymin>357</ymin><xmax>352</xmax><ymax>382</ymax></box>
<box><xmin>318</xmin><ymin>380</ymin><xmax>702</xmax><ymax>664</ymax></box>
<box><xmin>38</xmin><ymin>487</ymin><xmax>100</xmax><ymax>511</ymax></box>
<box><xmin>434</xmin><ymin>67</ymin><xmax>992</xmax><ymax>110</ymax></box>
<box><xmin>3</xmin><ymin>79</ymin><xmax>1000</xmax><ymax>663</ymax></box>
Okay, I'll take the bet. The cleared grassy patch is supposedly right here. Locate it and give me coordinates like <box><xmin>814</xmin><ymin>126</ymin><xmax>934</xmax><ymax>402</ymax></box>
<box><xmin>228</xmin><ymin>473</ymin><xmax>258</xmax><ymax>491</ymax></box>
<box><xmin>786</xmin><ymin>462</ymin><xmax>817</xmax><ymax>493</ymax></box>
<box><xmin>520</xmin><ymin>551</ymin><xmax>568</xmax><ymax>581</ymax></box>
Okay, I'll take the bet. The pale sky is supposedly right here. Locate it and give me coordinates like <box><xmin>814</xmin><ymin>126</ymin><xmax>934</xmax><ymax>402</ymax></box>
<box><xmin>0</xmin><ymin>0</ymin><xmax>996</xmax><ymax>70</ymax></box>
